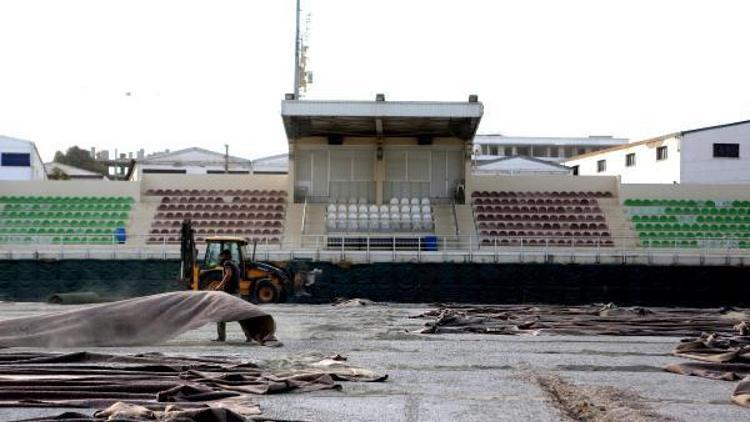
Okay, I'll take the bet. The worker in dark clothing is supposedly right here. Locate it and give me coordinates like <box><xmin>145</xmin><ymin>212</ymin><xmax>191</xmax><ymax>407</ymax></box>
<box><xmin>214</xmin><ymin>249</ymin><xmax>241</xmax><ymax>342</ymax></box>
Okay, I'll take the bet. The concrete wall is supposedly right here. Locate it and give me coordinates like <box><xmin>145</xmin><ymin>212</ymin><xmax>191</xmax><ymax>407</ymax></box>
<box><xmin>621</xmin><ymin>183</ymin><xmax>750</xmax><ymax>201</ymax></box>
<box><xmin>0</xmin><ymin>180</ymin><xmax>141</xmax><ymax>199</ymax></box>
<box><xmin>468</xmin><ymin>174</ymin><xmax>619</xmax><ymax>194</ymax></box>
<box><xmin>1</xmin><ymin>259</ymin><xmax>748</xmax><ymax>306</ymax></box>
<box><xmin>140</xmin><ymin>174</ymin><xmax>288</xmax><ymax>192</ymax></box>
<box><xmin>680</xmin><ymin>122</ymin><xmax>750</xmax><ymax>184</ymax></box>
<box><xmin>564</xmin><ymin>136</ymin><xmax>681</xmax><ymax>184</ymax></box>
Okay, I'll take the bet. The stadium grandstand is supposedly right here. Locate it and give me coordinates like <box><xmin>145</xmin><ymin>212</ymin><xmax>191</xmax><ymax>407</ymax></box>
<box><xmin>1</xmin><ymin>96</ymin><xmax>750</xmax><ymax>268</ymax></box>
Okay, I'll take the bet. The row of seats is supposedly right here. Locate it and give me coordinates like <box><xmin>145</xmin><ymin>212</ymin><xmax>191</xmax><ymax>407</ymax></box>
<box><xmin>634</xmin><ymin>215</ymin><xmax>750</xmax><ymax>224</ymax></box>
<box><xmin>475</xmin><ymin>205</ymin><xmax>603</xmax><ymax>214</ymax></box>
<box><xmin>152</xmin><ymin>220</ymin><xmax>282</xmax><ymax>228</ymax></box>
<box><xmin>329</xmin><ymin>204</ymin><xmax>432</xmax><ymax>215</ymax></box>
<box><xmin>152</xmin><ymin>227</ymin><xmax>282</xmax><ymax>236</ymax></box>
<box><xmin>472</xmin><ymin>198</ymin><xmax>598</xmax><ymax>206</ymax></box>
<box><xmin>146</xmin><ymin>189</ymin><xmax>286</xmax><ymax>197</ymax></box>
<box><xmin>472</xmin><ymin>191</ymin><xmax>612</xmax><ymax>198</ymax></box>
<box><xmin>480</xmin><ymin>238</ymin><xmax>615</xmax><ymax>247</ymax></box>
<box><xmin>146</xmin><ymin>189</ymin><xmax>287</xmax><ymax>244</ymax></box>
<box><xmin>0</xmin><ymin>196</ymin><xmax>134</xmax><ymax>204</ymax></box>
<box><xmin>477</xmin><ymin>214</ymin><xmax>605</xmax><ymax>222</ymax></box>
<box><xmin>0</xmin><ymin>228</ymin><xmax>116</xmax><ymax>235</ymax></box>
<box><xmin>1</xmin><ymin>211</ymin><xmax>129</xmax><ymax>219</ymax></box>
<box><xmin>627</xmin><ymin>199</ymin><xmax>750</xmax><ymax>247</ymax></box>
<box><xmin>478</xmin><ymin>222</ymin><xmax>608</xmax><ymax>230</ymax></box>
<box><xmin>160</xmin><ymin>196</ymin><xmax>285</xmax><ymax>204</ymax></box>
<box><xmin>148</xmin><ymin>235</ymin><xmax>281</xmax><ymax>244</ymax></box>
<box><xmin>3</xmin><ymin>203</ymin><xmax>133</xmax><ymax>212</ymax></box>
<box><xmin>0</xmin><ymin>220</ymin><xmax>126</xmax><ymax>228</ymax></box>
<box><xmin>0</xmin><ymin>235</ymin><xmax>119</xmax><ymax>245</ymax></box>
<box><xmin>624</xmin><ymin>198</ymin><xmax>750</xmax><ymax>207</ymax></box>
<box><xmin>155</xmin><ymin>212</ymin><xmax>283</xmax><ymax>221</ymax></box>
<box><xmin>157</xmin><ymin>204</ymin><xmax>284</xmax><ymax>212</ymax></box>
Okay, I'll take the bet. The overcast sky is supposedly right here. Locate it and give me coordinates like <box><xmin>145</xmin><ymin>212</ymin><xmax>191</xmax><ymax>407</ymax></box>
<box><xmin>1</xmin><ymin>0</ymin><xmax>749</xmax><ymax>162</ymax></box>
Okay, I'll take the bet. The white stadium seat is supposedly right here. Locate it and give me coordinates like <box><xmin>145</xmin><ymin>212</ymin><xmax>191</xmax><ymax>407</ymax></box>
<box><xmin>358</xmin><ymin>205</ymin><xmax>368</xmax><ymax>213</ymax></box>
<box><xmin>421</xmin><ymin>205</ymin><xmax>432</xmax><ymax>214</ymax></box>
<box><xmin>421</xmin><ymin>197</ymin><xmax>430</xmax><ymax>205</ymax></box>
<box><xmin>400</xmin><ymin>197</ymin><xmax>409</xmax><ymax>205</ymax></box>
<box><xmin>337</xmin><ymin>204</ymin><xmax>347</xmax><ymax>213</ymax></box>
<box><xmin>410</xmin><ymin>197</ymin><xmax>419</xmax><ymax>205</ymax></box>
<box><xmin>369</xmin><ymin>205</ymin><xmax>379</xmax><ymax>213</ymax></box>
<box><xmin>390</xmin><ymin>198</ymin><xmax>399</xmax><ymax>205</ymax></box>
<box><xmin>400</xmin><ymin>205</ymin><xmax>410</xmax><ymax>214</ymax></box>
<box><xmin>389</xmin><ymin>205</ymin><xmax>399</xmax><ymax>214</ymax></box>
<box><xmin>348</xmin><ymin>204</ymin><xmax>357</xmax><ymax>213</ymax></box>
<box><xmin>327</xmin><ymin>204</ymin><xmax>336</xmax><ymax>213</ymax></box>
<box><xmin>379</xmin><ymin>204</ymin><xmax>389</xmax><ymax>213</ymax></box>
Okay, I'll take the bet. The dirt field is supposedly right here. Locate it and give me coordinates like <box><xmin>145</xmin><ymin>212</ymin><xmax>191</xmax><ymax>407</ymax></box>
<box><xmin>0</xmin><ymin>301</ymin><xmax>747</xmax><ymax>421</ymax></box>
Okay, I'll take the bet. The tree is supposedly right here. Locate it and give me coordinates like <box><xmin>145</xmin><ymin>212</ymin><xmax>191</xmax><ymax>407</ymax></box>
<box><xmin>53</xmin><ymin>146</ymin><xmax>108</xmax><ymax>176</ymax></box>
<box><xmin>48</xmin><ymin>167</ymin><xmax>71</xmax><ymax>180</ymax></box>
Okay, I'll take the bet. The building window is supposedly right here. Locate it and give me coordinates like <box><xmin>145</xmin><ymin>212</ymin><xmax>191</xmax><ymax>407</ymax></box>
<box><xmin>504</xmin><ymin>147</ymin><xmax>513</xmax><ymax>156</ymax></box>
<box><xmin>625</xmin><ymin>153</ymin><xmax>636</xmax><ymax>167</ymax></box>
<box><xmin>489</xmin><ymin>145</ymin><xmax>499</xmax><ymax>155</ymax></box>
<box><xmin>571</xmin><ymin>165</ymin><xmax>579</xmax><ymax>175</ymax></box>
<box><xmin>713</xmin><ymin>143</ymin><xmax>739</xmax><ymax>158</ymax></box>
<box><xmin>597</xmin><ymin>160</ymin><xmax>606</xmax><ymax>173</ymax></box>
<box><xmin>656</xmin><ymin>146</ymin><xmax>668</xmax><ymax>161</ymax></box>
<box><xmin>577</xmin><ymin>147</ymin><xmax>587</xmax><ymax>155</ymax></box>
<box><xmin>142</xmin><ymin>169</ymin><xmax>187</xmax><ymax>174</ymax></box>
<box><xmin>549</xmin><ymin>146</ymin><xmax>559</xmax><ymax>157</ymax></box>
<box><xmin>516</xmin><ymin>146</ymin><xmax>530</xmax><ymax>156</ymax></box>
<box><xmin>1</xmin><ymin>153</ymin><xmax>31</xmax><ymax>167</ymax></box>
<box><xmin>206</xmin><ymin>170</ymin><xmax>250</xmax><ymax>174</ymax></box>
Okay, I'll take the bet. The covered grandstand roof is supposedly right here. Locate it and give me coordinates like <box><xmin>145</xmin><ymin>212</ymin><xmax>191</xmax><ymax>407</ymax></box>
<box><xmin>281</xmin><ymin>97</ymin><xmax>483</xmax><ymax>141</ymax></box>
<box><xmin>474</xmin><ymin>134</ymin><xmax>627</xmax><ymax>147</ymax></box>
<box><xmin>138</xmin><ymin>147</ymin><xmax>251</xmax><ymax>165</ymax></box>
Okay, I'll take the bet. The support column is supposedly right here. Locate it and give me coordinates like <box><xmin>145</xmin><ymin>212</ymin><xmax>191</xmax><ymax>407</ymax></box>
<box><xmin>375</xmin><ymin>150</ymin><xmax>385</xmax><ymax>204</ymax></box>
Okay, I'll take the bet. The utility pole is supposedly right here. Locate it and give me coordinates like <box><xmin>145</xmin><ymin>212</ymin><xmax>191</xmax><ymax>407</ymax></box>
<box><xmin>224</xmin><ymin>144</ymin><xmax>229</xmax><ymax>174</ymax></box>
<box><xmin>293</xmin><ymin>0</ymin><xmax>301</xmax><ymax>98</ymax></box>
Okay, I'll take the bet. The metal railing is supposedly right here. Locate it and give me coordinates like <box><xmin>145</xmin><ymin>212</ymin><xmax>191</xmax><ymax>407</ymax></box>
<box><xmin>0</xmin><ymin>233</ymin><xmax>749</xmax><ymax>266</ymax></box>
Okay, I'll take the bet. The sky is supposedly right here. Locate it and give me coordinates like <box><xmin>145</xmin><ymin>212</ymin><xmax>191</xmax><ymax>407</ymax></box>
<box><xmin>1</xmin><ymin>0</ymin><xmax>749</xmax><ymax>162</ymax></box>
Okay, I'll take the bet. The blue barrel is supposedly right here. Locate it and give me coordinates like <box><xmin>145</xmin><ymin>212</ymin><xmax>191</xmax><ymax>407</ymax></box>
<box><xmin>423</xmin><ymin>235</ymin><xmax>438</xmax><ymax>251</ymax></box>
<box><xmin>114</xmin><ymin>227</ymin><xmax>126</xmax><ymax>244</ymax></box>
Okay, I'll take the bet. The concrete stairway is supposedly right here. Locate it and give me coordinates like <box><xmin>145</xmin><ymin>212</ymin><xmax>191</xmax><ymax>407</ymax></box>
<box><xmin>127</xmin><ymin>202</ymin><xmax>158</xmax><ymax>246</ymax></box>
<box><xmin>283</xmin><ymin>204</ymin><xmax>304</xmax><ymax>247</ymax></box>
<box><xmin>599</xmin><ymin>198</ymin><xmax>638</xmax><ymax>248</ymax></box>
<box><xmin>453</xmin><ymin>204</ymin><xmax>477</xmax><ymax>248</ymax></box>
<box><xmin>433</xmin><ymin>205</ymin><xmax>458</xmax><ymax>237</ymax></box>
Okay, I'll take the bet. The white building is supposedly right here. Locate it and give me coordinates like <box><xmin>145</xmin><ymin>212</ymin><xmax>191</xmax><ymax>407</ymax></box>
<box><xmin>44</xmin><ymin>162</ymin><xmax>107</xmax><ymax>180</ymax></box>
<box><xmin>564</xmin><ymin>119</ymin><xmax>750</xmax><ymax>184</ymax></box>
<box><xmin>129</xmin><ymin>147</ymin><xmax>253</xmax><ymax>181</ymax></box>
<box><xmin>0</xmin><ymin>136</ymin><xmax>47</xmax><ymax>181</ymax></box>
<box><xmin>252</xmin><ymin>153</ymin><xmax>288</xmax><ymax>174</ymax></box>
<box><xmin>473</xmin><ymin>135</ymin><xmax>628</xmax><ymax>163</ymax></box>
<box><xmin>473</xmin><ymin>155</ymin><xmax>571</xmax><ymax>176</ymax></box>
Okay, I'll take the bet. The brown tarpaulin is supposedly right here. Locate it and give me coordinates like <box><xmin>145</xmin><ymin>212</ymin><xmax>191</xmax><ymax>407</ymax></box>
<box><xmin>0</xmin><ymin>291</ymin><xmax>276</xmax><ymax>347</ymax></box>
<box><xmin>0</xmin><ymin>351</ymin><xmax>387</xmax><ymax>421</ymax></box>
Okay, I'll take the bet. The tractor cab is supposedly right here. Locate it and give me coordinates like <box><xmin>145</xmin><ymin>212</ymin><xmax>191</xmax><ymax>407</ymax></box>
<box><xmin>180</xmin><ymin>220</ymin><xmax>306</xmax><ymax>304</ymax></box>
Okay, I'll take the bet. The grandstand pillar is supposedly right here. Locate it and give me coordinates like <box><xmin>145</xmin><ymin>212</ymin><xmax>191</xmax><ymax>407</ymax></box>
<box><xmin>375</xmin><ymin>155</ymin><xmax>385</xmax><ymax>204</ymax></box>
<box><xmin>287</xmin><ymin>143</ymin><xmax>296</xmax><ymax>203</ymax></box>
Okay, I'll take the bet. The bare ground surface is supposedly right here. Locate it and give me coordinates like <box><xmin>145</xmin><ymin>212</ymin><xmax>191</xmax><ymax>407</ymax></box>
<box><xmin>0</xmin><ymin>301</ymin><xmax>747</xmax><ymax>421</ymax></box>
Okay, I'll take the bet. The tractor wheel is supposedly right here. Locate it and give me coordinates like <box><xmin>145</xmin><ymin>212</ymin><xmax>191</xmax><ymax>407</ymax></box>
<box><xmin>252</xmin><ymin>279</ymin><xmax>280</xmax><ymax>304</ymax></box>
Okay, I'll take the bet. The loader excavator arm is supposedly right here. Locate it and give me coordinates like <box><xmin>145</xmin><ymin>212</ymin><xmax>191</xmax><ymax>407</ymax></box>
<box><xmin>179</xmin><ymin>219</ymin><xmax>197</xmax><ymax>288</ymax></box>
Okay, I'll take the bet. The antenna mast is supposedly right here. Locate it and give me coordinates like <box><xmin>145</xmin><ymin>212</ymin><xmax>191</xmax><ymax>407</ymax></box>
<box><xmin>293</xmin><ymin>0</ymin><xmax>301</xmax><ymax>98</ymax></box>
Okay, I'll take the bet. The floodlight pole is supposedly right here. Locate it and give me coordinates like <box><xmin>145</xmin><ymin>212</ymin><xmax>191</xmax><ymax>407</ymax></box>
<box><xmin>293</xmin><ymin>0</ymin><xmax>301</xmax><ymax>98</ymax></box>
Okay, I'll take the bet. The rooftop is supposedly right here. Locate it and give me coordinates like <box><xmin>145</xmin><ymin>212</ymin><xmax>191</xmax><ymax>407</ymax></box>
<box><xmin>474</xmin><ymin>134</ymin><xmax>628</xmax><ymax>147</ymax></box>
<box><xmin>281</xmin><ymin>96</ymin><xmax>483</xmax><ymax>141</ymax></box>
